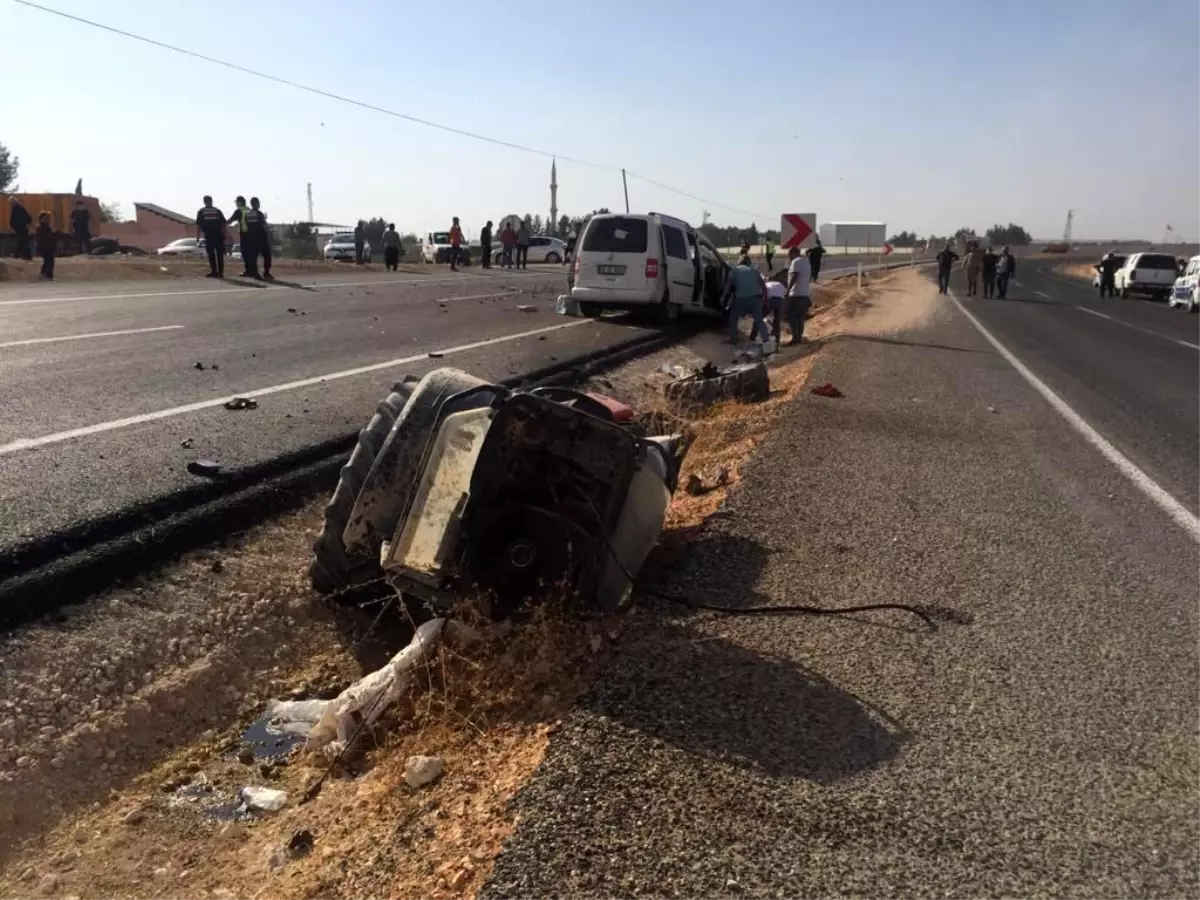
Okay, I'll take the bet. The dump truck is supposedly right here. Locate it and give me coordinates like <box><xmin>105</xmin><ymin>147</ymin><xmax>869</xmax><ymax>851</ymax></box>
<box><xmin>1</xmin><ymin>192</ymin><xmax>103</xmax><ymax>256</ymax></box>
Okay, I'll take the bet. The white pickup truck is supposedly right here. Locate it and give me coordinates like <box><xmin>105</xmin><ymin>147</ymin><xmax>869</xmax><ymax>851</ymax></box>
<box><xmin>1114</xmin><ymin>251</ymin><xmax>1180</xmax><ymax>301</ymax></box>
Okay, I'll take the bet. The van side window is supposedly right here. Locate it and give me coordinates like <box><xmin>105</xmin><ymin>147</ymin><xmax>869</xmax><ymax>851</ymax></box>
<box><xmin>662</xmin><ymin>225</ymin><xmax>688</xmax><ymax>260</ymax></box>
<box><xmin>686</xmin><ymin>231</ymin><xmax>698</xmax><ymax>260</ymax></box>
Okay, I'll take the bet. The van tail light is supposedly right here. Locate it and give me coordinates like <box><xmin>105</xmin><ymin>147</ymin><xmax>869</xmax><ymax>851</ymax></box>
<box><xmin>645</xmin><ymin>258</ymin><xmax>659</xmax><ymax>278</ymax></box>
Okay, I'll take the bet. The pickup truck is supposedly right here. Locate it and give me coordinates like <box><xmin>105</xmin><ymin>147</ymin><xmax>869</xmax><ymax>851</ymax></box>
<box><xmin>1114</xmin><ymin>251</ymin><xmax>1179</xmax><ymax>301</ymax></box>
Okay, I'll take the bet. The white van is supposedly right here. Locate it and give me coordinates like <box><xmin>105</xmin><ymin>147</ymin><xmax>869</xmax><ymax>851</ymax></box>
<box><xmin>570</xmin><ymin>213</ymin><xmax>728</xmax><ymax>321</ymax></box>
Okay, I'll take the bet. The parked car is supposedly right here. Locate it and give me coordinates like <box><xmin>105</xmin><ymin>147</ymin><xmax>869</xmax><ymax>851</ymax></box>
<box><xmin>156</xmin><ymin>238</ymin><xmax>205</xmax><ymax>257</ymax></box>
<box><xmin>1167</xmin><ymin>254</ymin><xmax>1200</xmax><ymax>312</ymax></box>
<box><xmin>492</xmin><ymin>236</ymin><xmax>567</xmax><ymax>265</ymax></box>
<box><xmin>1091</xmin><ymin>253</ymin><xmax>1127</xmax><ymax>290</ymax></box>
<box><xmin>570</xmin><ymin>212</ymin><xmax>728</xmax><ymax>322</ymax></box>
<box><xmin>323</xmin><ymin>232</ymin><xmax>371</xmax><ymax>263</ymax></box>
<box><xmin>1114</xmin><ymin>251</ymin><xmax>1179</xmax><ymax>300</ymax></box>
<box><xmin>421</xmin><ymin>232</ymin><xmax>473</xmax><ymax>265</ymax></box>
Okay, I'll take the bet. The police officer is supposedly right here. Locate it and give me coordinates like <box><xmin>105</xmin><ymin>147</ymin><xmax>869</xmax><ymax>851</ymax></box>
<box><xmin>227</xmin><ymin>196</ymin><xmax>259</xmax><ymax>278</ymax></box>
<box><xmin>196</xmin><ymin>195</ymin><xmax>227</xmax><ymax>277</ymax></box>
<box><xmin>247</xmin><ymin>197</ymin><xmax>272</xmax><ymax>279</ymax></box>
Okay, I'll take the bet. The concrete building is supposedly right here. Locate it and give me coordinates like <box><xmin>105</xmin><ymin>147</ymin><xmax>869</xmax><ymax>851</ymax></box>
<box><xmin>818</xmin><ymin>221</ymin><xmax>887</xmax><ymax>252</ymax></box>
<box><xmin>102</xmin><ymin>202</ymin><xmax>234</xmax><ymax>251</ymax></box>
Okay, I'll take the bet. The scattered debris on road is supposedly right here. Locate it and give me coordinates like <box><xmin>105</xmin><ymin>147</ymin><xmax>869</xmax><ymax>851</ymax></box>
<box><xmin>186</xmin><ymin>459</ymin><xmax>223</xmax><ymax>477</ymax></box>
<box><xmin>180</xmin><ymin>438</ymin><xmax>194</xmax><ymax>449</ymax></box>
<box><xmin>811</xmin><ymin>382</ymin><xmax>844</xmax><ymax>398</ymax></box>
<box><xmin>224</xmin><ymin>397</ymin><xmax>259</xmax><ymax>411</ymax></box>
<box><xmin>664</xmin><ymin>361</ymin><xmax>770</xmax><ymax>409</ymax></box>
<box><xmin>239</xmin><ymin>785</ymin><xmax>288</xmax><ymax>813</ymax></box>
<box><xmin>404</xmin><ymin>755</ymin><xmax>445</xmax><ymax>789</ymax></box>
<box><xmin>684</xmin><ymin>465</ymin><xmax>731</xmax><ymax>496</ymax></box>
<box><xmin>515</xmin><ymin>304</ymin><xmax>536</xmax><ymax>313</ymax></box>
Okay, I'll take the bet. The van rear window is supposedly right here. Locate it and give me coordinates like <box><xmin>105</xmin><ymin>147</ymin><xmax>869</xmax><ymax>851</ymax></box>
<box><xmin>583</xmin><ymin>217</ymin><xmax>648</xmax><ymax>254</ymax></box>
<box><xmin>1136</xmin><ymin>254</ymin><xmax>1178</xmax><ymax>270</ymax></box>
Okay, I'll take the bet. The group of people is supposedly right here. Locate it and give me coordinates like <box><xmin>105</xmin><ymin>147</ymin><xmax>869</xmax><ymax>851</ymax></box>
<box><xmin>196</xmin><ymin>195</ymin><xmax>272</xmax><ymax>280</ymax></box>
<box><xmin>7</xmin><ymin>196</ymin><xmax>96</xmax><ymax>280</ymax></box>
<box><xmin>478</xmin><ymin>218</ymin><xmax>533</xmax><ymax>270</ymax></box>
<box><xmin>939</xmin><ymin>243</ymin><xmax>1016</xmax><ymax>299</ymax></box>
<box><xmin>744</xmin><ymin>236</ymin><xmax>828</xmax><ymax>282</ymax></box>
<box><xmin>724</xmin><ymin>246</ymin><xmax>813</xmax><ymax>348</ymax></box>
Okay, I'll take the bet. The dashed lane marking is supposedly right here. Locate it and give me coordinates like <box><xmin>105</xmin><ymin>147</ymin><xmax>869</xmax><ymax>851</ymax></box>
<box><xmin>0</xmin><ymin>325</ymin><xmax>184</xmax><ymax>348</ymax></box>
<box><xmin>1077</xmin><ymin>307</ymin><xmax>1199</xmax><ymax>350</ymax></box>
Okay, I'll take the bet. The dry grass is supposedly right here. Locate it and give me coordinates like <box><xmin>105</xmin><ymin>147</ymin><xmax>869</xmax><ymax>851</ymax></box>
<box><xmin>1058</xmin><ymin>262</ymin><xmax>1097</xmax><ymax>282</ymax></box>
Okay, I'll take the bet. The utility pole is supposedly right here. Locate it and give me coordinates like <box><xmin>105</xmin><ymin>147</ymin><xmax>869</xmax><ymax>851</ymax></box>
<box><xmin>621</xmin><ymin>169</ymin><xmax>630</xmax><ymax>214</ymax></box>
<box><xmin>1063</xmin><ymin>209</ymin><xmax>1073</xmax><ymax>245</ymax></box>
<box><xmin>306</xmin><ymin>183</ymin><xmax>314</xmax><ymax>223</ymax></box>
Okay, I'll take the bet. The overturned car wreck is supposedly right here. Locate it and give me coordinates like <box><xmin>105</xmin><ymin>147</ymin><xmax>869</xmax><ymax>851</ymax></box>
<box><xmin>311</xmin><ymin>368</ymin><xmax>687</xmax><ymax>616</ymax></box>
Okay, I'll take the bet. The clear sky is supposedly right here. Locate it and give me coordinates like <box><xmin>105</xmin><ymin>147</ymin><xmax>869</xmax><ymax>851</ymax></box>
<box><xmin>5</xmin><ymin>0</ymin><xmax>1198</xmax><ymax>241</ymax></box>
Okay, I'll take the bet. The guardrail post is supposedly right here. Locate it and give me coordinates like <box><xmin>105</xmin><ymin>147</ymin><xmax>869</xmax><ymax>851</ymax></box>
<box><xmin>857</xmin><ymin>262</ymin><xmax>863</xmax><ymax>291</ymax></box>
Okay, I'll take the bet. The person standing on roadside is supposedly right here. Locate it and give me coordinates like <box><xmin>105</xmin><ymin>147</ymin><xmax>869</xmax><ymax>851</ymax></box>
<box><xmin>516</xmin><ymin>218</ymin><xmax>531</xmax><ymax>269</ymax></box>
<box><xmin>981</xmin><ymin>245</ymin><xmax>998</xmax><ymax>298</ymax></box>
<box><xmin>228</xmin><ymin>196</ymin><xmax>258</xmax><ymax>278</ymax></box>
<box><xmin>996</xmin><ymin>246</ymin><xmax>1016</xmax><ymax>298</ymax></box>
<box><xmin>723</xmin><ymin>253</ymin><xmax>768</xmax><ymax>345</ymax></box>
<box><xmin>8</xmin><ymin>196</ymin><xmax>32</xmax><ymax>261</ymax></box>
<box><xmin>247</xmin><ymin>198</ymin><xmax>272</xmax><ymax>279</ymax></box>
<box><xmin>35</xmin><ymin>211</ymin><xmax>56</xmax><ymax>279</ymax></box>
<box><xmin>1096</xmin><ymin>251</ymin><xmax>1119</xmax><ymax>298</ymax></box>
<box><xmin>564</xmin><ymin>227</ymin><xmax>578</xmax><ymax>264</ymax></box>
<box><xmin>499</xmin><ymin>221</ymin><xmax>516</xmax><ymax>268</ymax></box>
<box><xmin>196</xmin><ymin>195</ymin><xmax>227</xmax><ymax>278</ymax></box>
<box><xmin>70</xmin><ymin>200</ymin><xmax>92</xmax><ymax>255</ymax></box>
<box><xmin>806</xmin><ymin>235</ymin><xmax>827</xmax><ymax>282</ymax></box>
<box><xmin>382</xmin><ymin>223</ymin><xmax>402</xmax><ymax>271</ymax></box>
<box><xmin>935</xmin><ymin>242</ymin><xmax>959</xmax><ymax>294</ymax></box>
<box><xmin>353</xmin><ymin>220</ymin><xmax>367</xmax><ymax>266</ymax></box>
<box><xmin>963</xmin><ymin>243</ymin><xmax>980</xmax><ymax>296</ymax></box>
<box><xmin>785</xmin><ymin>246</ymin><xmax>813</xmax><ymax>345</ymax></box>
<box><xmin>480</xmin><ymin>220</ymin><xmax>493</xmax><ymax>269</ymax></box>
<box><xmin>448</xmin><ymin>216</ymin><xmax>464</xmax><ymax>271</ymax></box>
<box><xmin>764</xmin><ymin>239</ymin><xmax>775</xmax><ymax>271</ymax></box>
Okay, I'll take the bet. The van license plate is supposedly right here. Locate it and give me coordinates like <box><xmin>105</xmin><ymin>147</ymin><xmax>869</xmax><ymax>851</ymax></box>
<box><xmin>597</xmin><ymin>264</ymin><xmax>626</xmax><ymax>275</ymax></box>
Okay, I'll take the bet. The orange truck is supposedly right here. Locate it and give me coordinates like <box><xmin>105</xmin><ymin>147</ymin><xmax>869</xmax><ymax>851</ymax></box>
<box><xmin>1</xmin><ymin>192</ymin><xmax>103</xmax><ymax>256</ymax></box>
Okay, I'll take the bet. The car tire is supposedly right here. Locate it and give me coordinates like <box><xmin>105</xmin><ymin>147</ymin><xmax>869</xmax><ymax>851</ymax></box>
<box><xmin>545</xmin><ymin>252</ymin><xmax>561</xmax><ymax>264</ymax></box>
<box><xmin>309</xmin><ymin>380</ymin><xmax>415</xmax><ymax>597</ymax></box>
<box><xmin>578</xmin><ymin>301</ymin><xmax>603</xmax><ymax>318</ymax></box>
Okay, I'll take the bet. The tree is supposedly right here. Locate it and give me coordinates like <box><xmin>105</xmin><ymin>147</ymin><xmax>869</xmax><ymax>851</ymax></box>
<box><xmin>531</xmin><ymin>214</ymin><xmax>544</xmax><ymax>235</ymax></box>
<box><xmin>744</xmin><ymin>222</ymin><xmax>759</xmax><ymax>245</ymax></box>
<box><xmin>283</xmin><ymin>221</ymin><xmax>320</xmax><ymax>259</ymax></box>
<box><xmin>887</xmin><ymin>230</ymin><xmax>919</xmax><ymax>247</ymax></box>
<box><xmin>401</xmin><ymin>232</ymin><xmax>419</xmax><ymax>247</ymax></box>
<box><xmin>100</xmin><ymin>202</ymin><xmax>122</xmax><ymax>223</ymax></box>
<box><xmin>557</xmin><ymin>214</ymin><xmax>571</xmax><ymax>236</ymax></box>
<box><xmin>985</xmin><ymin>222</ymin><xmax>1031</xmax><ymax>246</ymax></box>
<box><xmin>567</xmin><ymin>207</ymin><xmax>610</xmax><ymax>236</ymax></box>
<box><xmin>362</xmin><ymin>217</ymin><xmax>389</xmax><ymax>247</ymax></box>
<box><xmin>0</xmin><ymin>142</ymin><xmax>17</xmax><ymax>192</ymax></box>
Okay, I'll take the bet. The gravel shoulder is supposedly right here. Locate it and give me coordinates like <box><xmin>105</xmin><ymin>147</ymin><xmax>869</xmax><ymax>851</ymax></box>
<box><xmin>484</xmin><ymin>271</ymin><xmax>1200</xmax><ymax>898</ymax></box>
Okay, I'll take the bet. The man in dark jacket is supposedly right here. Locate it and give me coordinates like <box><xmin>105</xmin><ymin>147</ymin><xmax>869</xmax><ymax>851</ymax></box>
<box><xmin>996</xmin><ymin>246</ymin><xmax>1017</xmax><ymax>299</ymax></box>
<box><xmin>196</xmin><ymin>195</ymin><xmax>227</xmax><ymax>277</ymax></box>
<box><xmin>36</xmin><ymin>211</ymin><xmax>56</xmax><ymax>279</ymax></box>
<box><xmin>480</xmin><ymin>221</ymin><xmax>493</xmax><ymax>269</ymax></box>
<box><xmin>981</xmin><ymin>246</ymin><xmax>999</xmax><ymax>298</ymax></box>
<box><xmin>806</xmin><ymin>236</ymin><xmax>827</xmax><ymax>281</ymax></box>
<box><xmin>247</xmin><ymin>198</ymin><xmax>272</xmax><ymax>279</ymax></box>
<box><xmin>353</xmin><ymin>220</ymin><xmax>366</xmax><ymax>265</ymax></box>
<box><xmin>8</xmin><ymin>196</ymin><xmax>32</xmax><ymax>260</ymax></box>
<box><xmin>1096</xmin><ymin>252</ymin><xmax>1120</xmax><ymax>298</ymax></box>
<box><xmin>936</xmin><ymin>243</ymin><xmax>959</xmax><ymax>294</ymax></box>
<box><xmin>228</xmin><ymin>196</ymin><xmax>258</xmax><ymax>278</ymax></box>
<box><xmin>70</xmin><ymin>201</ymin><xmax>92</xmax><ymax>255</ymax></box>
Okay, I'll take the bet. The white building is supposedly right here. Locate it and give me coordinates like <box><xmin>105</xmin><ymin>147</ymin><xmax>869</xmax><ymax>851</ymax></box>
<box><xmin>818</xmin><ymin>221</ymin><xmax>887</xmax><ymax>251</ymax></box>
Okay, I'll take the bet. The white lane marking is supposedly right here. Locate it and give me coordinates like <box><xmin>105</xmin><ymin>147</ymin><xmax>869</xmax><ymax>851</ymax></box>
<box><xmin>0</xmin><ymin>273</ymin><xmax>558</xmax><ymax>307</ymax></box>
<box><xmin>1077</xmin><ymin>306</ymin><xmax>1200</xmax><ymax>350</ymax></box>
<box><xmin>1035</xmin><ymin>290</ymin><xmax>1050</xmax><ymax>298</ymax></box>
<box><xmin>437</xmin><ymin>291</ymin><xmax>519</xmax><ymax>303</ymax></box>
<box><xmin>0</xmin><ymin>325</ymin><xmax>184</xmax><ymax>348</ymax></box>
<box><xmin>948</xmin><ymin>289</ymin><xmax>1200</xmax><ymax>541</ymax></box>
<box><xmin>1013</xmin><ymin>280</ymin><xmax>1023</xmax><ymax>287</ymax></box>
<box><xmin>0</xmin><ymin>319</ymin><xmax>593</xmax><ymax>456</ymax></box>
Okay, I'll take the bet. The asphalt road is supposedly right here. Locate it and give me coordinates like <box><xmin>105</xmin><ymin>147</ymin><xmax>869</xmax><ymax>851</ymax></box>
<box><xmin>486</xmin><ymin>272</ymin><xmax>1199</xmax><ymax>898</ymax></box>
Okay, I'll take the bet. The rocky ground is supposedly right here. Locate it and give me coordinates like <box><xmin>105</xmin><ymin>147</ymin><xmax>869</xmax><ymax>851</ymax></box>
<box><xmin>0</xmin><ymin>272</ymin><xmax>874</xmax><ymax>898</ymax></box>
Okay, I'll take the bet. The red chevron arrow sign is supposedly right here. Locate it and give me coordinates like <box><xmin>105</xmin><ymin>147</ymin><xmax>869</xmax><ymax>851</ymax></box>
<box><xmin>780</xmin><ymin>213</ymin><xmax>816</xmax><ymax>250</ymax></box>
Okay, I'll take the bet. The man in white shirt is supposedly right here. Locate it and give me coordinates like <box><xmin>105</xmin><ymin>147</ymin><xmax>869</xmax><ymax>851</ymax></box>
<box><xmin>764</xmin><ymin>276</ymin><xmax>787</xmax><ymax>343</ymax></box>
<box><xmin>785</xmin><ymin>247</ymin><xmax>812</xmax><ymax>345</ymax></box>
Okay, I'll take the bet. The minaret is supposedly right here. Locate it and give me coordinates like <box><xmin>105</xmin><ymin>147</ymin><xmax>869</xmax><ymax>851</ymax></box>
<box><xmin>549</xmin><ymin>158</ymin><xmax>558</xmax><ymax>236</ymax></box>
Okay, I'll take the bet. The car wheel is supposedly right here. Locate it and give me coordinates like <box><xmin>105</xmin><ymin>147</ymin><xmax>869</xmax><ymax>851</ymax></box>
<box><xmin>545</xmin><ymin>252</ymin><xmax>561</xmax><ymax>264</ymax></box>
<box><xmin>578</xmin><ymin>301</ymin><xmax>603</xmax><ymax>318</ymax></box>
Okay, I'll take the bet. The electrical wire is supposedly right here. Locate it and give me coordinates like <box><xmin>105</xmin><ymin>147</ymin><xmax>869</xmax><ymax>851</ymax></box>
<box><xmin>13</xmin><ymin>0</ymin><xmax>774</xmax><ymax>220</ymax></box>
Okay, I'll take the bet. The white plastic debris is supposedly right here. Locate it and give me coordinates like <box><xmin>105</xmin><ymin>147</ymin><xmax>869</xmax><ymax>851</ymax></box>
<box><xmin>404</xmin><ymin>755</ymin><xmax>444</xmax><ymax>788</ymax></box>
<box><xmin>263</xmin><ymin>698</ymin><xmax>328</xmax><ymax>736</ymax></box>
<box><xmin>239</xmin><ymin>786</ymin><xmax>288</xmax><ymax>813</ymax></box>
<box><xmin>555</xmin><ymin>293</ymin><xmax>581</xmax><ymax>317</ymax></box>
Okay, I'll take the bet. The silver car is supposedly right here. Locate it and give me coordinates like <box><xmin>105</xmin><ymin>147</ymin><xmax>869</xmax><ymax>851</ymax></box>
<box><xmin>323</xmin><ymin>232</ymin><xmax>372</xmax><ymax>263</ymax></box>
<box><xmin>492</xmin><ymin>235</ymin><xmax>566</xmax><ymax>265</ymax></box>
<box><xmin>156</xmin><ymin>238</ymin><xmax>206</xmax><ymax>257</ymax></box>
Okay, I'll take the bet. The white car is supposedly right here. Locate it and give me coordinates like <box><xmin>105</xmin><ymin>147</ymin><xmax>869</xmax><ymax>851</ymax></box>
<box><xmin>156</xmin><ymin>238</ymin><xmax>205</xmax><ymax>257</ymax></box>
<box><xmin>323</xmin><ymin>232</ymin><xmax>371</xmax><ymax>263</ymax></box>
<box><xmin>491</xmin><ymin>235</ymin><xmax>567</xmax><ymax>265</ymax></box>
<box><xmin>1168</xmin><ymin>254</ymin><xmax>1199</xmax><ymax>312</ymax></box>
<box><xmin>1114</xmin><ymin>251</ymin><xmax>1179</xmax><ymax>300</ymax></box>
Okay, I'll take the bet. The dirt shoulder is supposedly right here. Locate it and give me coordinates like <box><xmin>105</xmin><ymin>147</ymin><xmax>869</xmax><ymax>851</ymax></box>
<box><xmin>0</xmin><ymin>271</ymin><xmax>904</xmax><ymax>899</ymax></box>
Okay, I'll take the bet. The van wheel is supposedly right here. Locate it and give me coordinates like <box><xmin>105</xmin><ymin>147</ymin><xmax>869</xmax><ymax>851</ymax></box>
<box><xmin>579</xmin><ymin>301</ymin><xmax>602</xmax><ymax>318</ymax></box>
<box><xmin>655</xmin><ymin>292</ymin><xmax>681</xmax><ymax>325</ymax></box>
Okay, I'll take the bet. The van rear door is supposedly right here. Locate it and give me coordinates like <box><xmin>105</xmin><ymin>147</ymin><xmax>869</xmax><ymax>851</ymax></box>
<box><xmin>576</xmin><ymin>216</ymin><xmax>658</xmax><ymax>298</ymax></box>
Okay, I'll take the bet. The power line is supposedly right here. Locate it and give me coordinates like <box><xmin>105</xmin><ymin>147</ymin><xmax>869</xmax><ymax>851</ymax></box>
<box><xmin>12</xmin><ymin>0</ymin><xmax>772</xmax><ymax>222</ymax></box>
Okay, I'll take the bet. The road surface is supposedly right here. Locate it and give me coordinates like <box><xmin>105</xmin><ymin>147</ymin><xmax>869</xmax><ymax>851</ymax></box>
<box><xmin>485</xmin><ymin>268</ymin><xmax>1199</xmax><ymax>898</ymax></box>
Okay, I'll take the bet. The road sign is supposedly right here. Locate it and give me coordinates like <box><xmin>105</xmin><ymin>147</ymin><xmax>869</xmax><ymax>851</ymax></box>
<box><xmin>780</xmin><ymin>213</ymin><xmax>816</xmax><ymax>250</ymax></box>
<box><xmin>883</xmin><ymin>243</ymin><xmax>894</xmax><ymax>256</ymax></box>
